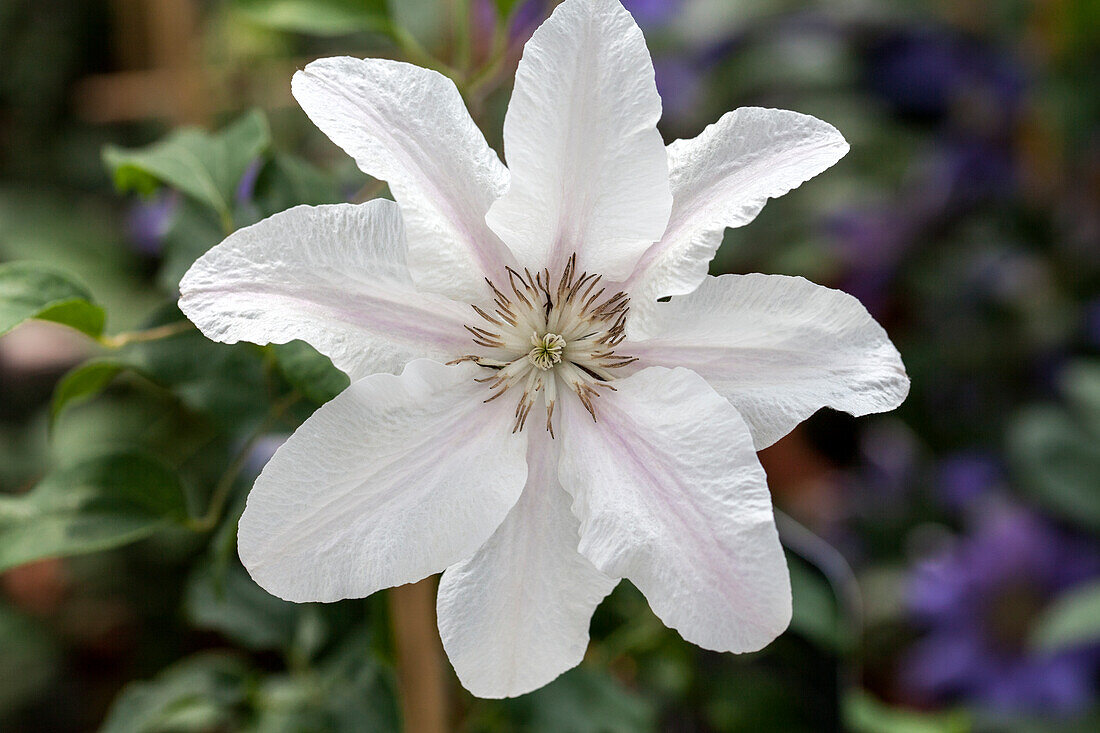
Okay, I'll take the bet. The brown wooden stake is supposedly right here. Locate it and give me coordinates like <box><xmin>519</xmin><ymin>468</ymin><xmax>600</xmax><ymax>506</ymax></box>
<box><xmin>389</xmin><ymin>577</ymin><xmax>449</xmax><ymax>733</ymax></box>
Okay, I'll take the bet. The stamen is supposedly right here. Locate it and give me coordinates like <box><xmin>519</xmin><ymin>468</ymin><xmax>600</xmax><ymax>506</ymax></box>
<box><xmin>461</xmin><ymin>253</ymin><xmax>635</xmax><ymax>434</ymax></box>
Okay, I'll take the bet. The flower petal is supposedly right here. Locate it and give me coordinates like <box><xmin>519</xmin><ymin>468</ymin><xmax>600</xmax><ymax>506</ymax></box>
<box><xmin>625</xmin><ymin>108</ymin><xmax>849</xmax><ymax>337</ymax></box>
<box><xmin>437</xmin><ymin>429</ymin><xmax>617</xmax><ymax>698</ymax></box>
<box><xmin>179</xmin><ymin>200</ymin><xmax>472</xmax><ymax>381</ymax></box>
<box><xmin>628</xmin><ymin>274</ymin><xmax>910</xmax><ymax>450</ymax></box>
<box><xmin>238</xmin><ymin>360</ymin><xmax>528</xmax><ymax>603</ymax></box>
<box><xmin>485</xmin><ymin>0</ymin><xmax>671</xmax><ymax>281</ymax></box>
<box><xmin>558</xmin><ymin>366</ymin><xmax>791</xmax><ymax>653</ymax></box>
<box><xmin>292</xmin><ymin>57</ymin><xmax>512</xmax><ymax>300</ymax></box>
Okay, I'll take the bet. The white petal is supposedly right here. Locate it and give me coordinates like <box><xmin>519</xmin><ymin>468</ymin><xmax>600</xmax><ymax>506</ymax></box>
<box><xmin>625</xmin><ymin>108</ymin><xmax>849</xmax><ymax>337</ymax></box>
<box><xmin>292</xmin><ymin>57</ymin><xmax>512</xmax><ymax>301</ymax></box>
<box><xmin>558</xmin><ymin>366</ymin><xmax>790</xmax><ymax>653</ymax></box>
<box><xmin>437</xmin><ymin>429</ymin><xmax>616</xmax><ymax>698</ymax></box>
<box><xmin>627</xmin><ymin>274</ymin><xmax>910</xmax><ymax>450</ymax></box>
<box><xmin>179</xmin><ymin>201</ymin><xmax>472</xmax><ymax>381</ymax></box>
<box><xmin>485</xmin><ymin>0</ymin><xmax>671</xmax><ymax>281</ymax></box>
<box><xmin>238</xmin><ymin>360</ymin><xmax>528</xmax><ymax>603</ymax></box>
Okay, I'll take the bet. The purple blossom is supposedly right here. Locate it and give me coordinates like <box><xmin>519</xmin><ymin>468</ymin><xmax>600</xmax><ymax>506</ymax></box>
<box><xmin>865</xmin><ymin>28</ymin><xmax>1027</xmax><ymax>127</ymax></box>
<box><xmin>243</xmin><ymin>434</ymin><xmax>290</xmax><ymax>477</ymax></box>
<box><xmin>653</xmin><ymin>56</ymin><xmax>704</xmax><ymax>121</ymax></box>
<box><xmin>903</xmin><ymin>508</ymin><xmax>1100</xmax><ymax>715</ymax></box>
<box><xmin>125</xmin><ymin>191</ymin><xmax>179</xmax><ymax>256</ymax></box>
<box><xmin>826</xmin><ymin>205</ymin><xmax>916</xmax><ymax>317</ymax></box>
<box><xmin>621</xmin><ymin>0</ymin><xmax>681</xmax><ymax>28</ymax></box>
<box><xmin>935</xmin><ymin>452</ymin><xmax>1002</xmax><ymax>509</ymax></box>
<box><xmin>235</xmin><ymin>158</ymin><xmax>264</xmax><ymax>205</ymax></box>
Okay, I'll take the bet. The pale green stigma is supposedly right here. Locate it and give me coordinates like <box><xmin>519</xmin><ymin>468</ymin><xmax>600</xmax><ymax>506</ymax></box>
<box><xmin>528</xmin><ymin>332</ymin><xmax>566</xmax><ymax>370</ymax></box>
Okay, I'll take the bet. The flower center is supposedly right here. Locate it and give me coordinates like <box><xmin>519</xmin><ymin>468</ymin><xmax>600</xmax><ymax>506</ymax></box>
<box><xmin>450</xmin><ymin>254</ymin><xmax>636</xmax><ymax>435</ymax></box>
<box><xmin>528</xmin><ymin>332</ymin><xmax>565</xmax><ymax>370</ymax></box>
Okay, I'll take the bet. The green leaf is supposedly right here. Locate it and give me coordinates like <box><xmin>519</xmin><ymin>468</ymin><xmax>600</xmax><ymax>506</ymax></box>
<box><xmin>0</xmin><ymin>261</ymin><xmax>105</xmax><ymax>338</ymax></box>
<box><xmin>788</xmin><ymin>557</ymin><xmax>849</xmax><ymax>652</ymax></box>
<box><xmin>1009</xmin><ymin>405</ymin><xmax>1100</xmax><ymax>532</ymax></box>
<box><xmin>492</xmin><ymin>0</ymin><xmax>528</xmax><ymax>17</ymax></box>
<box><xmin>0</xmin><ymin>603</ymin><xmax>61</xmax><ymax>714</ymax></box>
<box><xmin>844</xmin><ymin>690</ymin><xmax>970</xmax><ymax>733</ymax></box>
<box><xmin>0</xmin><ymin>452</ymin><xmax>188</xmax><ymax>572</ymax></box>
<box><xmin>100</xmin><ymin>652</ymin><xmax>251</xmax><ymax>733</ymax></box>
<box><xmin>185</xmin><ymin>562</ymin><xmax>306</xmax><ymax>653</ymax></box>
<box><xmin>1030</xmin><ymin>581</ymin><xmax>1100</xmax><ymax>653</ymax></box>
<box><xmin>272</xmin><ymin>341</ymin><xmax>349</xmax><ymax>405</ymax></box>
<box><xmin>103</xmin><ymin>110</ymin><xmax>271</xmax><ymax>226</ymax></box>
<box><xmin>50</xmin><ymin>359</ymin><xmax>129</xmax><ymax>426</ymax></box>
<box><xmin>123</xmin><ymin>327</ymin><xmax>269</xmax><ymax>433</ymax></box>
<box><xmin>490</xmin><ymin>666</ymin><xmax>656</xmax><ymax>733</ymax></box>
<box><xmin>50</xmin><ymin>310</ymin><xmax>270</xmax><ymax>434</ymax></box>
<box><xmin>157</xmin><ymin>198</ymin><xmax>225</xmax><ymax>292</ymax></box>
<box><xmin>253</xmin><ymin>153</ymin><xmax>343</xmax><ymax>214</ymax></box>
<box><xmin>233</xmin><ymin>0</ymin><xmax>390</xmax><ymax>36</ymax></box>
<box><xmin>1062</xmin><ymin>360</ymin><xmax>1100</xmax><ymax>438</ymax></box>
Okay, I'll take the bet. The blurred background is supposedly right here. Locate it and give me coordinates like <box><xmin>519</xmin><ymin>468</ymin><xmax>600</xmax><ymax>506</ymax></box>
<box><xmin>1</xmin><ymin>0</ymin><xmax>1099</xmax><ymax>730</ymax></box>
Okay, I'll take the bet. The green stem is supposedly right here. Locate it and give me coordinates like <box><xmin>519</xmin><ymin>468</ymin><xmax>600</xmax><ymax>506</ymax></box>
<box><xmin>773</xmin><ymin>509</ymin><xmax>863</xmax><ymax>696</ymax></box>
<box><xmin>98</xmin><ymin>320</ymin><xmax>194</xmax><ymax>349</ymax></box>
<box><xmin>186</xmin><ymin>392</ymin><xmax>301</xmax><ymax>532</ymax></box>
<box><xmin>454</xmin><ymin>0</ymin><xmax>473</xmax><ymax>77</ymax></box>
<box><xmin>385</xmin><ymin>21</ymin><xmax>460</xmax><ymax>80</ymax></box>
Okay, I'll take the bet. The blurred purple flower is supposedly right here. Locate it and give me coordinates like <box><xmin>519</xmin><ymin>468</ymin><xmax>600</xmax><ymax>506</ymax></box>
<box><xmin>508</xmin><ymin>0</ymin><xmax>554</xmax><ymax>40</ymax></box>
<box><xmin>927</xmin><ymin>136</ymin><xmax>1017</xmax><ymax>210</ymax></box>
<box><xmin>903</xmin><ymin>509</ymin><xmax>1100</xmax><ymax>714</ymax></box>
<box><xmin>935</xmin><ymin>451</ymin><xmax>1002</xmax><ymax>509</ymax></box>
<box><xmin>653</xmin><ymin>56</ymin><xmax>704</xmax><ymax>121</ymax></box>
<box><xmin>827</xmin><ymin>205</ymin><xmax>915</xmax><ymax>317</ymax></box>
<box><xmin>511</xmin><ymin>0</ymin><xmax>680</xmax><ymax>39</ymax></box>
<box><xmin>243</xmin><ymin>434</ymin><xmax>290</xmax><ymax>477</ymax></box>
<box><xmin>621</xmin><ymin>0</ymin><xmax>681</xmax><ymax>28</ymax></box>
<box><xmin>125</xmin><ymin>191</ymin><xmax>178</xmax><ymax>256</ymax></box>
<box><xmin>865</xmin><ymin>28</ymin><xmax>1026</xmax><ymax>127</ymax></box>
<box><xmin>236</xmin><ymin>158</ymin><xmax>264</xmax><ymax>205</ymax></box>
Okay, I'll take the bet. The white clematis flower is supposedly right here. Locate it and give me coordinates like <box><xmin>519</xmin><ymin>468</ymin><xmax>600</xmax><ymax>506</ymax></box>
<box><xmin>179</xmin><ymin>0</ymin><xmax>909</xmax><ymax>699</ymax></box>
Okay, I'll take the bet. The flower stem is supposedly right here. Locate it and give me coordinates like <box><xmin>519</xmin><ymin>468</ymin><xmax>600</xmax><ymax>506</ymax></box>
<box><xmin>389</xmin><ymin>578</ymin><xmax>449</xmax><ymax>733</ymax></box>
<box><xmin>386</xmin><ymin>21</ymin><xmax>461</xmax><ymax>80</ymax></box>
<box><xmin>773</xmin><ymin>509</ymin><xmax>863</xmax><ymax>695</ymax></box>
<box><xmin>98</xmin><ymin>320</ymin><xmax>194</xmax><ymax>349</ymax></box>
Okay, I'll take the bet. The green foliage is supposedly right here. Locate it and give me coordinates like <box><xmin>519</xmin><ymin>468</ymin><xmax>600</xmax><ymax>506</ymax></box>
<box><xmin>50</xmin><ymin>359</ymin><xmax>130</xmax><ymax>425</ymax></box>
<box><xmin>473</xmin><ymin>666</ymin><xmax>656</xmax><ymax>733</ymax></box>
<box><xmin>103</xmin><ymin>110</ymin><xmax>271</xmax><ymax>230</ymax></box>
<box><xmin>0</xmin><ymin>261</ymin><xmax>104</xmax><ymax>338</ymax></box>
<box><xmin>271</xmin><ymin>341</ymin><xmax>349</xmax><ymax>405</ymax></box>
<box><xmin>232</xmin><ymin>0</ymin><xmax>390</xmax><ymax>36</ymax></box>
<box><xmin>788</xmin><ymin>556</ymin><xmax>850</xmax><ymax>652</ymax></box>
<box><xmin>492</xmin><ymin>0</ymin><xmax>527</xmax><ymax>17</ymax></box>
<box><xmin>186</xmin><ymin>561</ymin><xmax>318</xmax><ymax>655</ymax></box>
<box><xmin>843</xmin><ymin>691</ymin><xmax>971</xmax><ymax>733</ymax></box>
<box><xmin>100</xmin><ymin>652</ymin><xmax>252</xmax><ymax>733</ymax></box>
<box><xmin>1009</xmin><ymin>361</ymin><xmax>1100</xmax><ymax>532</ymax></box>
<box><xmin>102</xmin><ymin>641</ymin><xmax>399</xmax><ymax>733</ymax></box>
<box><xmin>0</xmin><ymin>604</ymin><xmax>60</xmax><ymax>717</ymax></box>
<box><xmin>253</xmin><ymin>153</ymin><xmax>344</xmax><ymax>214</ymax></box>
<box><xmin>1030</xmin><ymin>580</ymin><xmax>1100</xmax><ymax>653</ymax></box>
<box><xmin>158</xmin><ymin>198</ymin><xmax>226</xmax><ymax>291</ymax></box>
<box><xmin>1063</xmin><ymin>361</ymin><xmax>1100</xmax><ymax>438</ymax></box>
<box><xmin>0</xmin><ymin>452</ymin><xmax>187</xmax><ymax>572</ymax></box>
<box><xmin>50</xmin><ymin>314</ymin><xmax>271</xmax><ymax>434</ymax></box>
